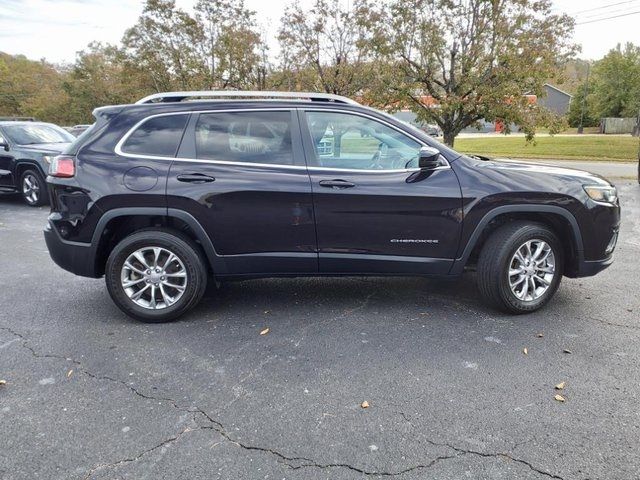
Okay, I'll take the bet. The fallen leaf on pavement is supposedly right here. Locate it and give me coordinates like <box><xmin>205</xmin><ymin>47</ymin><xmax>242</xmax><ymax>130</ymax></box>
<box><xmin>260</xmin><ymin>328</ymin><xmax>270</xmax><ymax>335</ymax></box>
<box><xmin>554</xmin><ymin>394</ymin><xmax>566</xmax><ymax>402</ymax></box>
<box><xmin>563</xmin><ymin>349</ymin><xmax>573</xmax><ymax>354</ymax></box>
<box><xmin>361</xmin><ymin>401</ymin><xmax>369</xmax><ymax>408</ymax></box>
<box><xmin>67</xmin><ymin>370</ymin><xmax>73</xmax><ymax>378</ymax></box>
<box><xmin>555</xmin><ymin>382</ymin><xmax>566</xmax><ymax>390</ymax></box>
<box><xmin>0</xmin><ymin>380</ymin><xmax>6</xmax><ymax>386</ymax></box>
<box><xmin>523</xmin><ymin>347</ymin><xmax>528</xmax><ymax>355</ymax></box>
<box><xmin>536</xmin><ymin>333</ymin><xmax>544</xmax><ymax>338</ymax></box>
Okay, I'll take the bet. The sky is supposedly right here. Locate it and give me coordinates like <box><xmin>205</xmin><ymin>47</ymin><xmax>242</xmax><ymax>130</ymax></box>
<box><xmin>0</xmin><ymin>0</ymin><xmax>638</xmax><ymax>64</ymax></box>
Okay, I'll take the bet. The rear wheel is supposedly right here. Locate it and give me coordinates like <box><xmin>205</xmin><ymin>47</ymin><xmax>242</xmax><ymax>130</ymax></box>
<box><xmin>20</xmin><ymin>169</ymin><xmax>47</xmax><ymax>207</ymax></box>
<box><xmin>477</xmin><ymin>222</ymin><xmax>564</xmax><ymax>314</ymax></box>
<box><xmin>105</xmin><ymin>230</ymin><xmax>208</xmax><ymax>322</ymax></box>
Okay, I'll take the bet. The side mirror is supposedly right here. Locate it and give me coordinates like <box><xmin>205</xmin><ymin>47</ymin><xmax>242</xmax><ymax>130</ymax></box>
<box><xmin>0</xmin><ymin>140</ymin><xmax>9</xmax><ymax>152</ymax></box>
<box><xmin>418</xmin><ymin>146</ymin><xmax>441</xmax><ymax>169</ymax></box>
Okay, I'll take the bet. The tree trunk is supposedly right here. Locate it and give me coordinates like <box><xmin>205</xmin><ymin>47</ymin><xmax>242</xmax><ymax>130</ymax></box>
<box><xmin>443</xmin><ymin>130</ymin><xmax>456</xmax><ymax>148</ymax></box>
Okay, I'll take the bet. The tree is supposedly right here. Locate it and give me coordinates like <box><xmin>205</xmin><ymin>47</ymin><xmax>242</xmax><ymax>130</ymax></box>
<box><xmin>194</xmin><ymin>0</ymin><xmax>267</xmax><ymax>89</ymax></box>
<box><xmin>277</xmin><ymin>0</ymin><xmax>380</xmax><ymax>95</ymax></box>
<box><xmin>371</xmin><ymin>0</ymin><xmax>575</xmax><ymax>146</ymax></box>
<box><xmin>0</xmin><ymin>52</ymin><xmax>73</xmax><ymax>125</ymax></box>
<box><xmin>567</xmin><ymin>79</ymin><xmax>599</xmax><ymax>128</ymax></box>
<box><xmin>552</xmin><ymin>58</ymin><xmax>591</xmax><ymax>94</ymax></box>
<box><xmin>122</xmin><ymin>0</ymin><xmax>208</xmax><ymax>92</ymax></box>
<box><xmin>63</xmin><ymin>43</ymin><xmax>148</xmax><ymax>123</ymax></box>
<box><xmin>591</xmin><ymin>43</ymin><xmax>640</xmax><ymax>119</ymax></box>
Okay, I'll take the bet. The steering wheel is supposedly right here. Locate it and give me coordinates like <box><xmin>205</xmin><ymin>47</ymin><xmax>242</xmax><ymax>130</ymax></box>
<box><xmin>368</xmin><ymin>144</ymin><xmax>384</xmax><ymax>169</ymax></box>
<box><xmin>404</xmin><ymin>154</ymin><xmax>419</xmax><ymax>169</ymax></box>
<box><xmin>367</xmin><ymin>145</ymin><xmax>419</xmax><ymax>170</ymax></box>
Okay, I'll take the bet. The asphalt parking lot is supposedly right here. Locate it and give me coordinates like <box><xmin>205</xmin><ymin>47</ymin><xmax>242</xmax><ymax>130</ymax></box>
<box><xmin>1</xmin><ymin>174</ymin><xmax>639</xmax><ymax>479</ymax></box>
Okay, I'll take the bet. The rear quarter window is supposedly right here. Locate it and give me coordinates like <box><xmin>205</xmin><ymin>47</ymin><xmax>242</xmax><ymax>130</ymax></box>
<box><xmin>120</xmin><ymin>114</ymin><xmax>189</xmax><ymax>157</ymax></box>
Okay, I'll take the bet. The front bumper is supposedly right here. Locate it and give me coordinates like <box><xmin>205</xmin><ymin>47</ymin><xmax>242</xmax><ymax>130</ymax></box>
<box><xmin>44</xmin><ymin>221</ymin><xmax>100</xmax><ymax>278</ymax></box>
<box><xmin>576</xmin><ymin>255</ymin><xmax>614</xmax><ymax>277</ymax></box>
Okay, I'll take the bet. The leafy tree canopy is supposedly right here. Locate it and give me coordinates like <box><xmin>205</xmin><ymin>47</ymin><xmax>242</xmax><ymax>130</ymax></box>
<box><xmin>367</xmin><ymin>0</ymin><xmax>576</xmax><ymax>145</ymax></box>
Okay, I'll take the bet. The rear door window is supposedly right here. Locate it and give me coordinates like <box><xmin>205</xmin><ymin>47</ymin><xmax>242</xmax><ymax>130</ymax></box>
<box><xmin>194</xmin><ymin>111</ymin><xmax>294</xmax><ymax>165</ymax></box>
<box><xmin>121</xmin><ymin>114</ymin><xmax>189</xmax><ymax>157</ymax></box>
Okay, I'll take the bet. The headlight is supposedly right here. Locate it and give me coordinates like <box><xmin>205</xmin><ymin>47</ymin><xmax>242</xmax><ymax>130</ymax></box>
<box><xmin>583</xmin><ymin>185</ymin><xmax>618</xmax><ymax>205</ymax></box>
<box><xmin>42</xmin><ymin>155</ymin><xmax>53</xmax><ymax>165</ymax></box>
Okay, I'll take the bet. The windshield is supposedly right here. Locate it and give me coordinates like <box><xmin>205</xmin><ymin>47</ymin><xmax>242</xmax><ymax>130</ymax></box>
<box><xmin>2</xmin><ymin>124</ymin><xmax>74</xmax><ymax>145</ymax></box>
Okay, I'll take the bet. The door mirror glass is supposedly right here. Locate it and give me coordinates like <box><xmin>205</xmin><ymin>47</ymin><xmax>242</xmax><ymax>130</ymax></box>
<box><xmin>418</xmin><ymin>146</ymin><xmax>442</xmax><ymax>169</ymax></box>
<box><xmin>0</xmin><ymin>135</ymin><xmax>8</xmax><ymax>151</ymax></box>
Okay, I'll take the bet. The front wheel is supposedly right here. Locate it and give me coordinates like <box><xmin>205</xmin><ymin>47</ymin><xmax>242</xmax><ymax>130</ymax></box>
<box><xmin>20</xmin><ymin>169</ymin><xmax>47</xmax><ymax>207</ymax></box>
<box><xmin>477</xmin><ymin>222</ymin><xmax>564</xmax><ymax>314</ymax></box>
<box><xmin>105</xmin><ymin>230</ymin><xmax>208</xmax><ymax>322</ymax></box>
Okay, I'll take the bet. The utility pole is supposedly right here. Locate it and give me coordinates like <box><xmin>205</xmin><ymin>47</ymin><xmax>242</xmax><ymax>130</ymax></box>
<box><xmin>577</xmin><ymin>62</ymin><xmax>590</xmax><ymax>134</ymax></box>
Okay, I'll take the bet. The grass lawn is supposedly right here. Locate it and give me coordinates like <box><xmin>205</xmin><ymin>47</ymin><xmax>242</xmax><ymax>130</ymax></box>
<box><xmin>454</xmin><ymin>135</ymin><xmax>640</xmax><ymax>162</ymax></box>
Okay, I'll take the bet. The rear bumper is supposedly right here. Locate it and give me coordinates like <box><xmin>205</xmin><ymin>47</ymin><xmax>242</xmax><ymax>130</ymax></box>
<box><xmin>44</xmin><ymin>221</ymin><xmax>100</xmax><ymax>278</ymax></box>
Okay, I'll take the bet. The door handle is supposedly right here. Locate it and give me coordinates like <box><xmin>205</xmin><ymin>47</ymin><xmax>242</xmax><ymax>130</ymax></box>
<box><xmin>319</xmin><ymin>179</ymin><xmax>355</xmax><ymax>189</ymax></box>
<box><xmin>177</xmin><ymin>173</ymin><xmax>215</xmax><ymax>183</ymax></box>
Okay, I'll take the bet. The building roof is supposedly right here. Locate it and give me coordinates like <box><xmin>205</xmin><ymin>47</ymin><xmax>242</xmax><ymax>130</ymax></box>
<box><xmin>542</xmin><ymin>83</ymin><xmax>573</xmax><ymax>98</ymax></box>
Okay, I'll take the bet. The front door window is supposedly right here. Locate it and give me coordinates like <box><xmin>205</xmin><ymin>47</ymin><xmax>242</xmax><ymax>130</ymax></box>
<box><xmin>304</xmin><ymin>111</ymin><xmax>422</xmax><ymax>170</ymax></box>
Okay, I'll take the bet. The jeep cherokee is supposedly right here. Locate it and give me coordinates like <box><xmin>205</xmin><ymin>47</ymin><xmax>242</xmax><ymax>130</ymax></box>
<box><xmin>43</xmin><ymin>91</ymin><xmax>620</xmax><ymax>322</ymax></box>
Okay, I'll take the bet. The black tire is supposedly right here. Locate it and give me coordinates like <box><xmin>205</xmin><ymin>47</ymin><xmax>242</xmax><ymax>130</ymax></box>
<box><xmin>20</xmin><ymin>169</ymin><xmax>47</xmax><ymax>207</ymax></box>
<box><xmin>477</xmin><ymin>222</ymin><xmax>564</xmax><ymax>314</ymax></box>
<box><xmin>105</xmin><ymin>229</ymin><xmax>208</xmax><ymax>323</ymax></box>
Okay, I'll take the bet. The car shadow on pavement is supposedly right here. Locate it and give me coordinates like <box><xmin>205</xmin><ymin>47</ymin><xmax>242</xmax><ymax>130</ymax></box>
<box><xmin>180</xmin><ymin>274</ymin><xmax>547</xmax><ymax>330</ymax></box>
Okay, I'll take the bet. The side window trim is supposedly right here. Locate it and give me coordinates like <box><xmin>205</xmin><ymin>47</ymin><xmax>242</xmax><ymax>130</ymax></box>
<box><xmin>299</xmin><ymin>108</ymin><xmax>449</xmax><ymax>173</ymax></box>
<box><xmin>118</xmin><ymin>108</ymin><xmax>307</xmax><ymax>170</ymax></box>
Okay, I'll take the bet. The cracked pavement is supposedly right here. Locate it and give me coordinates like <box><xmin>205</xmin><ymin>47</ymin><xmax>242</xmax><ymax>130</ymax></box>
<box><xmin>1</xmin><ymin>180</ymin><xmax>639</xmax><ymax>480</ymax></box>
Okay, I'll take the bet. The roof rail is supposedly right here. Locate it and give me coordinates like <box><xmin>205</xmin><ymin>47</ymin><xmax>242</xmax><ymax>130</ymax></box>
<box><xmin>135</xmin><ymin>91</ymin><xmax>360</xmax><ymax>106</ymax></box>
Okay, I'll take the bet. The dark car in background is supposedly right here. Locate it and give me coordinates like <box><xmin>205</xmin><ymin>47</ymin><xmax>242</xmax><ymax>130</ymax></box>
<box><xmin>0</xmin><ymin>120</ymin><xmax>74</xmax><ymax>206</ymax></box>
<box><xmin>44</xmin><ymin>91</ymin><xmax>620</xmax><ymax>322</ymax></box>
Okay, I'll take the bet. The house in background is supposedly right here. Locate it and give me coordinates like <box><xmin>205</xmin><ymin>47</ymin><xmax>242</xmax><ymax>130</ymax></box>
<box><xmin>535</xmin><ymin>84</ymin><xmax>573</xmax><ymax>116</ymax></box>
<box><xmin>389</xmin><ymin>83</ymin><xmax>572</xmax><ymax>134</ymax></box>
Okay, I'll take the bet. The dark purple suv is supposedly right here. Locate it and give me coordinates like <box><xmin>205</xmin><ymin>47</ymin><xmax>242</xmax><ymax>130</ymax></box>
<box><xmin>44</xmin><ymin>91</ymin><xmax>620</xmax><ymax>322</ymax></box>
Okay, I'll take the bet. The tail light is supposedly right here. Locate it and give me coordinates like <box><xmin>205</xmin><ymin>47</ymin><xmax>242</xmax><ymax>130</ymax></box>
<box><xmin>49</xmin><ymin>155</ymin><xmax>75</xmax><ymax>178</ymax></box>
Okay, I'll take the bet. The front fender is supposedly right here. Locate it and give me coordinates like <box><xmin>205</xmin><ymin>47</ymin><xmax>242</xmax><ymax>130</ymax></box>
<box><xmin>449</xmin><ymin>204</ymin><xmax>584</xmax><ymax>275</ymax></box>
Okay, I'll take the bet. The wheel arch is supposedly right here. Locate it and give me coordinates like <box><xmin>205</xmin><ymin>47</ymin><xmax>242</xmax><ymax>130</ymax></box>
<box><xmin>450</xmin><ymin>205</ymin><xmax>584</xmax><ymax>276</ymax></box>
<box><xmin>91</xmin><ymin>208</ymin><xmax>223</xmax><ymax>277</ymax></box>
<box><xmin>15</xmin><ymin>159</ymin><xmax>47</xmax><ymax>180</ymax></box>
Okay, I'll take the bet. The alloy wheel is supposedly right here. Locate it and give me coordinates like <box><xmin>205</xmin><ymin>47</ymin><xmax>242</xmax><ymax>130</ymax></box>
<box><xmin>22</xmin><ymin>174</ymin><xmax>40</xmax><ymax>204</ymax></box>
<box><xmin>120</xmin><ymin>247</ymin><xmax>188</xmax><ymax>310</ymax></box>
<box><xmin>508</xmin><ymin>239</ymin><xmax>556</xmax><ymax>302</ymax></box>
